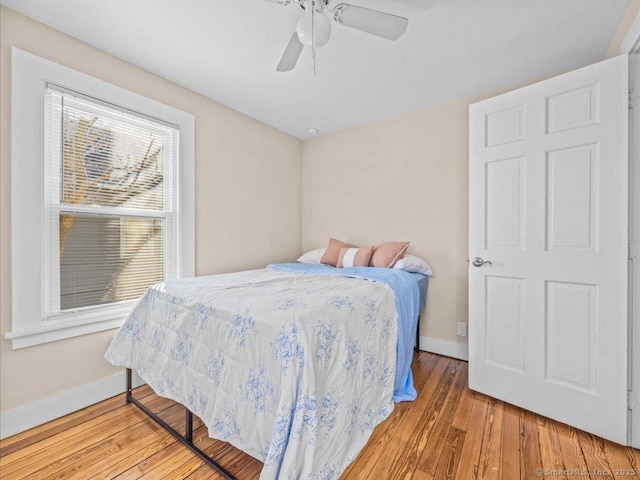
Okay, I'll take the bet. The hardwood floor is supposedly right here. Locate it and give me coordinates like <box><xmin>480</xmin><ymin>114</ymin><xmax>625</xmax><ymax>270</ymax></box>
<box><xmin>1</xmin><ymin>352</ymin><xmax>638</xmax><ymax>479</ymax></box>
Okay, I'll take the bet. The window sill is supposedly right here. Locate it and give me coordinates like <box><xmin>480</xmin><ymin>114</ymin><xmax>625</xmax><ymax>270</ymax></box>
<box><xmin>5</xmin><ymin>303</ymin><xmax>135</xmax><ymax>349</ymax></box>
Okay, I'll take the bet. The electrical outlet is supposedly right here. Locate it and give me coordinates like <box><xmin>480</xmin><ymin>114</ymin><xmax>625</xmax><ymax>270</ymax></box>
<box><xmin>457</xmin><ymin>322</ymin><xmax>468</xmax><ymax>337</ymax></box>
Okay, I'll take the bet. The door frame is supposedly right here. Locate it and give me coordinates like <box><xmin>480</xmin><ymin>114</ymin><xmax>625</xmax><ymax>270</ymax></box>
<box><xmin>624</xmin><ymin>16</ymin><xmax>640</xmax><ymax>449</ymax></box>
<box><xmin>622</xmin><ymin>11</ymin><xmax>640</xmax><ymax>55</ymax></box>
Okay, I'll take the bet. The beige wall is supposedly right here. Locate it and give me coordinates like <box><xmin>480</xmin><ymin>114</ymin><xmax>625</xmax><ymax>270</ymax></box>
<box><xmin>0</xmin><ymin>6</ymin><xmax>302</xmax><ymax>412</ymax></box>
<box><xmin>605</xmin><ymin>0</ymin><xmax>640</xmax><ymax>58</ymax></box>
<box><xmin>302</xmin><ymin>100</ymin><xmax>471</xmax><ymax>345</ymax></box>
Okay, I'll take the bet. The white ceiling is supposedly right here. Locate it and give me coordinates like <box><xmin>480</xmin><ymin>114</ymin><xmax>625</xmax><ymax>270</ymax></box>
<box><xmin>1</xmin><ymin>0</ymin><xmax>630</xmax><ymax>139</ymax></box>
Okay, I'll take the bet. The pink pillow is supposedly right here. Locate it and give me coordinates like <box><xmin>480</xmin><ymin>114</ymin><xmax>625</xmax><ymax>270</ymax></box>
<box><xmin>337</xmin><ymin>246</ymin><xmax>374</xmax><ymax>268</ymax></box>
<box><xmin>320</xmin><ymin>238</ymin><xmax>357</xmax><ymax>266</ymax></box>
<box><xmin>369</xmin><ymin>241</ymin><xmax>410</xmax><ymax>268</ymax></box>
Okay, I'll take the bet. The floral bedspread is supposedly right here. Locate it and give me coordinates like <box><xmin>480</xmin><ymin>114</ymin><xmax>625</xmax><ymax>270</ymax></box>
<box><xmin>105</xmin><ymin>268</ymin><xmax>401</xmax><ymax>479</ymax></box>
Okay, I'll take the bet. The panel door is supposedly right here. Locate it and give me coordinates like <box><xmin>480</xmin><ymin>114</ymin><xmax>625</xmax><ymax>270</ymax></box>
<box><xmin>469</xmin><ymin>55</ymin><xmax>629</xmax><ymax>444</ymax></box>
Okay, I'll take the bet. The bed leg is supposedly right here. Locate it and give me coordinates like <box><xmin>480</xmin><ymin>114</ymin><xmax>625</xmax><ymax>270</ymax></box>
<box><xmin>125</xmin><ymin>368</ymin><xmax>132</xmax><ymax>403</ymax></box>
<box><xmin>415</xmin><ymin>315</ymin><xmax>420</xmax><ymax>353</ymax></box>
<box><xmin>186</xmin><ymin>408</ymin><xmax>193</xmax><ymax>443</ymax></box>
<box><xmin>123</xmin><ymin>368</ymin><xmax>236</xmax><ymax>478</ymax></box>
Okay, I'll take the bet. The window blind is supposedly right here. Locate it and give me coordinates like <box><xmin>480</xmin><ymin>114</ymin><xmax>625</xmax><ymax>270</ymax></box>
<box><xmin>44</xmin><ymin>85</ymin><xmax>179</xmax><ymax>317</ymax></box>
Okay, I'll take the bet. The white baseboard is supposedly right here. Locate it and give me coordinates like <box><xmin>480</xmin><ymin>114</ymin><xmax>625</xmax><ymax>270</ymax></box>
<box><xmin>0</xmin><ymin>370</ymin><xmax>144</xmax><ymax>440</ymax></box>
<box><xmin>419</xmin><ymin>335</ymin><xmax>469</xmax><ymax>361</ymax></box>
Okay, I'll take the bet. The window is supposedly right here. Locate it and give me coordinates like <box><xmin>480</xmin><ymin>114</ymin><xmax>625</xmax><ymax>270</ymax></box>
<box><xmin>44</xmin><ymin>86</ymin><xmax>178</xmax><ymax>320</ymax></box>
<box><xmin>8</xmin><ymin>48</ymin><xmax>194</xmax><ymax>348</ymax></box>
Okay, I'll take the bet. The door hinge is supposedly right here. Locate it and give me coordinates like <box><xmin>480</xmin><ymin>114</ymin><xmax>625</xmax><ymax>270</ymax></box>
<box><xmin>631</xmin><ymin>88</ymin><xmax>640</xmax><ymax>109</ymax></box>
<box><xmin>629</xmin><ymin>391</ymin><xmax>640</xmax><ymax>410</ymax></box>
<box><xmin>630</xmin><ymin>242</ymin><xmax>640</xmax><ymax>260</ymax></box>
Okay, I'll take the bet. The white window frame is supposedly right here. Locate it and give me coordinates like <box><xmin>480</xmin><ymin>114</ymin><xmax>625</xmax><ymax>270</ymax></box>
<box><xmin>6</xmin><ymin>48</ymin><xmax>195</xmax><ymax>349</ymax></box>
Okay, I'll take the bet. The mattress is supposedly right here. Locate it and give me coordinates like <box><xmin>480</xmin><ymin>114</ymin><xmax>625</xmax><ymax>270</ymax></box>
<box><xmin>410</xmin><ymin>272</ymin><xmax>429</xmax><ymax>313</ymax></box>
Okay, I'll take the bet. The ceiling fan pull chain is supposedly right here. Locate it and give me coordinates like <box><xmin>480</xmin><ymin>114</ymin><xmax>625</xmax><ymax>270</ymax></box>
<box><xmin>312</xmin><ymin>0</ymin><xmax>317</xmax><ymax>76</ymax></box>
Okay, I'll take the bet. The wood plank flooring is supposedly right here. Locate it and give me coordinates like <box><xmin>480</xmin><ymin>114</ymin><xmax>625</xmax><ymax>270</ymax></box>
<box><xmin>1</xmin><ymin>352</ymin><xmax>638</xmax><ymax>479</ymax></box>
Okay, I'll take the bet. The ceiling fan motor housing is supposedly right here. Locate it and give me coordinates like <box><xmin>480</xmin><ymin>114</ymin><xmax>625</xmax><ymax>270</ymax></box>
<box><xmin>296</xmin><ymin>10</ymin><xmax>332</xmax><ymax>48</ymax></box>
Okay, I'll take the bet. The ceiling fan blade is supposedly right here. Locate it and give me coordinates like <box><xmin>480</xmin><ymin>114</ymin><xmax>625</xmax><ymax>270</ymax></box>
<box><xmin>276</xmin><ymin>32</ymin><xmax>304</xmax><ymax>72</ymax></box>
<box><xmin>332</xmin><ymin>3</ymin><xmax>408</xmax><ymax>41</ymax></box>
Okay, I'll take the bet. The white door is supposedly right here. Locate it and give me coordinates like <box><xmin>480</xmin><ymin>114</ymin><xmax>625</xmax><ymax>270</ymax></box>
<box><xmin>469</xmin><ymin>55</ymin><xmax>629</xmax><ymax>444</ymax></box>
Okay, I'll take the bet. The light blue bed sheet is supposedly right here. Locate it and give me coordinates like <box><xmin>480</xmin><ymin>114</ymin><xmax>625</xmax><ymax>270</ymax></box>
<box><xmin>411</xmin><ymin>272</ymin><xmax>428</xmax><ymax>313</ymax></box>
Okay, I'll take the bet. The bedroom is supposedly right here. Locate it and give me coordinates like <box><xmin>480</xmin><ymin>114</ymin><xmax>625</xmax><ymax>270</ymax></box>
<box><xmin>0</xmin><ymin>0</ymin><xmax>638</xmax><ymax>478</ymax></box>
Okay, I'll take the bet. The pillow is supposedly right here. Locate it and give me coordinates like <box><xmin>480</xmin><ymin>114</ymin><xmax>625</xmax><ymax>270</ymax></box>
<box><xmin>297</xmin><ymin>248</ymin><xmax>326</xmax><ymax>264</ymax></box>
<box><xmin>369</xmin><ymin>241</ymin><xmax>410</xmax><ymax>268</ymax></box>
<box><xmin>337</xmin><ymin>246</ymin><xmax>374</xmax><ymax>268</ymax></box>
<box><xmin>394</xmin><ymin>254</ymin><xmax>433</xmax><ymax>276</ymax></box>
<box><xmin>320</xmin><ymin>238</ymin><xmax>357</xmax><ymax>266</ymax></box>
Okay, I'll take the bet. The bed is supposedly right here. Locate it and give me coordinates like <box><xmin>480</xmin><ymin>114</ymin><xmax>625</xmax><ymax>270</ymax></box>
<box><xmin>105</xmin><ymin>263</ymin><xmax>428</xmax><ymax>480</ymax></box>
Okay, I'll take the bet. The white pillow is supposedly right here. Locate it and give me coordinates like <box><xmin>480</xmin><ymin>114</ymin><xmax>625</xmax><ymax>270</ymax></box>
<box><xmin>297</xmin><ymin>248</ymin><xmax>326</xmax><ymax>264</ymax></box>
<box><xmin>393</xmin><ymin>254</ymin><xmax>433</xmax><ymax>276</ymax></box>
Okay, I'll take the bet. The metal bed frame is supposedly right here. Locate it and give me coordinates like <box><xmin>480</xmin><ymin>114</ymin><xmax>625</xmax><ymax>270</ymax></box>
<box><xmin>125</xmin><ymin>368</ymin><xmax>238</xmax><ymax>480</ymax></box>
<box><xmin>124</xmin><ymin>315</ymin><xmax>421</xmax><ymax>477</ymax></box>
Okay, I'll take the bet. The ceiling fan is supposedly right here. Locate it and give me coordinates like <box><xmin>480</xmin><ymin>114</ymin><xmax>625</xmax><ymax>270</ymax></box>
<box><xmin>263</xmin><ymin>0</ymin><xmax>409</xmax><ymax>73</ymax></box>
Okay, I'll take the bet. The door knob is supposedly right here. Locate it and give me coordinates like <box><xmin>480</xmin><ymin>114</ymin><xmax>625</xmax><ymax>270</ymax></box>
<box><xmin>471</xmin><ymin>257</ymin><xmax>492</xmax><ymax>267</ymax></box>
